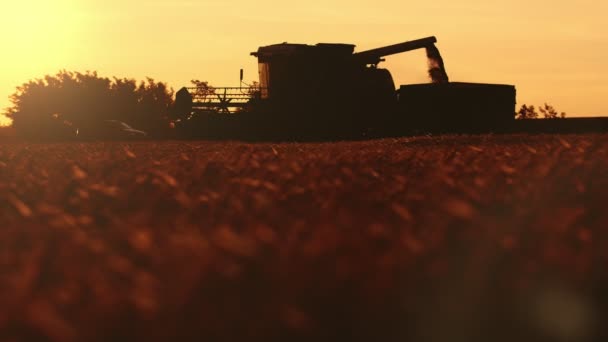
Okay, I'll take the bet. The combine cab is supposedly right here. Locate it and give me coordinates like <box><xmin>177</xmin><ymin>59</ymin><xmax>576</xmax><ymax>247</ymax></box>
<box><xmin>175</xmin><ymin>36</ymin><xmax>516</xmax><ymax>139</ymax></box>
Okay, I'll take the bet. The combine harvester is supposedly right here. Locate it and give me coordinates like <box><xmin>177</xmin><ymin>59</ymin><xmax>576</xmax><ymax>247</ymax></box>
<box><xmin>173</xmin><ymin>36</ymin><xmax>606</xmax><ymax>140</ymax></box>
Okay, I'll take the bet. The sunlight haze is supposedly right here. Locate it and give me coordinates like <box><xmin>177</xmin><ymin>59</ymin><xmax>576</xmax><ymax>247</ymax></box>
<box><xmin>1</xmin><ymin>0</ymin><xmax>606</xmax><ymax>126</ymax></box>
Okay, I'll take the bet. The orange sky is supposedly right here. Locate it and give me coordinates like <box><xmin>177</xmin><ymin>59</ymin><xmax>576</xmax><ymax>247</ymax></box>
<box><xmin>1</xmin><ymin>0</ymin><xmax>606</xmax><ymax>126</ymax></box>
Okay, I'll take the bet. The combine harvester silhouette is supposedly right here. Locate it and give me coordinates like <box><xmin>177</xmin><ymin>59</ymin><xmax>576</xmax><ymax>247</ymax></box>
<box><xmin>174</xmin><ymin>36</ymin><xmax>607</xmax><ymax>140</ymax></box>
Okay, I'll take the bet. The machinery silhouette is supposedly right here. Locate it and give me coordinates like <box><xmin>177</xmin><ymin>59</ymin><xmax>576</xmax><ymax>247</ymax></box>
<box><xmin>174</xmin><ymin>36</ymin><xmax>516</xmax><ymax>140</ymax></box>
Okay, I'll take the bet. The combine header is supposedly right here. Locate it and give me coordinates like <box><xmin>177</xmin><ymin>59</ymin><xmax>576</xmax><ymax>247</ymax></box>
<box><xmin>174</xmin><ymin>36</ymin><xmax>516</xmax><ymax>139</ymax></box>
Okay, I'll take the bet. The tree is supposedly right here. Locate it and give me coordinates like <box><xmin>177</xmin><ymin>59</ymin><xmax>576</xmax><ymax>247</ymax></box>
<box><xmin>516</xmin><ymin>103</ymin><xmax>566</xmax><ymax>119</ymax></box>
<box><xmin>189</xmin><ymin>79</ymin><xmax>219</xmax><ymax>114</ymax></box>
<box><xmin>539</xmin><ymin>103</ymin><xmax>566</xmax><ymax>119</ymax></box>
<box><xmin>243</xmin><ymin>81</ymin><xmax>261</xmax><ymax>99</ymax></box>
<box><xmin>234</xmin><ymin>81</ymin><xmax>262</xmax><ymax>113</ymax></box>
<box><xmin>5</xmin><ymin>70</ymin><xmax>174</xmax><ymax>139</ymax></box>
<box><xmin>189</xmin><ymin>79</ymin><xmax>216</xmax><ymax>103</ymax></box>
<box><xmin>130</xmin><ymin>77</ymin><xmax>174</xmax><ymax>135</ymax></box>
<box><xmin>516</xmin><ymin>104</ymin><xmax>538</xmax><ymax>119</ymax></box>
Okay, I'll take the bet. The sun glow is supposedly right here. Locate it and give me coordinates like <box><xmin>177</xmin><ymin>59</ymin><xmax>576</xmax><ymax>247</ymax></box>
<box><xmin>0</xmin><ymin>0</ymin><xmax>607</xmax><ymax>126</ymax></box>
<box><xmin>1</xmin><ymin>0</ymin><xmax>81</xmax><ymax>125</ymax></box>
<box><xmin>1</xmin><ymin>0</ymin><xmax>80</xmax><ymax>66</ymax></box>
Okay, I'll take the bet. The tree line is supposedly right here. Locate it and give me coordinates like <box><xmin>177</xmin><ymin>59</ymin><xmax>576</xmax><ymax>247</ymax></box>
<box><xmin>515</xmin><ymin>103</ymin><xmax>566</xmax><ymax>119</ymax></box>
<box><xmin>3</xmin><ymin>71</ymin><xmax>260</xmax><ymax>140</ymax></box>
<box><xmin>3</xmin><ymin>70</ymin><xmax>565</xmax><ymax>140</ymax></box>
<box><xmin>4</xmin><ymin>71</ymin><xmax>176</xmax><ymax>139</ymax></box>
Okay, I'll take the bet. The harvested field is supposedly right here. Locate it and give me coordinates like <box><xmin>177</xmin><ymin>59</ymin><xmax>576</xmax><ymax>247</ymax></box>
<box><xmin>1</xmin><ymin>134</ymin><xmax>607</xmax><ymax>341</ymax></box>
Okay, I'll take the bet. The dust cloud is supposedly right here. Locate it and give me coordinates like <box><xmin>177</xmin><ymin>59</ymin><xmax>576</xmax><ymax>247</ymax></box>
<box><xmin>426</xmin><ymin>44</ymin><xmax>449</xmax><ymax>83</ymax></box>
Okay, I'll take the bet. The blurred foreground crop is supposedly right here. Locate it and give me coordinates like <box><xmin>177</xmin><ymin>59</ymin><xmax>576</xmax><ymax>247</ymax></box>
<box><xmin>0</xmin><ymin>134</ymin><xmax>607</xmax><ymax>341</ymax></box>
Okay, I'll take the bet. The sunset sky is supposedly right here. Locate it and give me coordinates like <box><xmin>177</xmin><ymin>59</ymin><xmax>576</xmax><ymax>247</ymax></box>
<box><xmin>1</xmin><ymin>0</ymin><xmax>606</xmax><ymax>126</ymax></box>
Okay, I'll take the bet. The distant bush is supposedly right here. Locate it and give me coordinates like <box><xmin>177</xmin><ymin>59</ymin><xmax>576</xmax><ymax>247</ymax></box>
<box><xmin>4</xmin><ymin>71</ymin><xmax>174</xmax><ymax>139</ymax></box>
<box><xmin>516</xmin><ymin>103</ymin><xmax>566</xmax><ymax>119</ymax></box>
